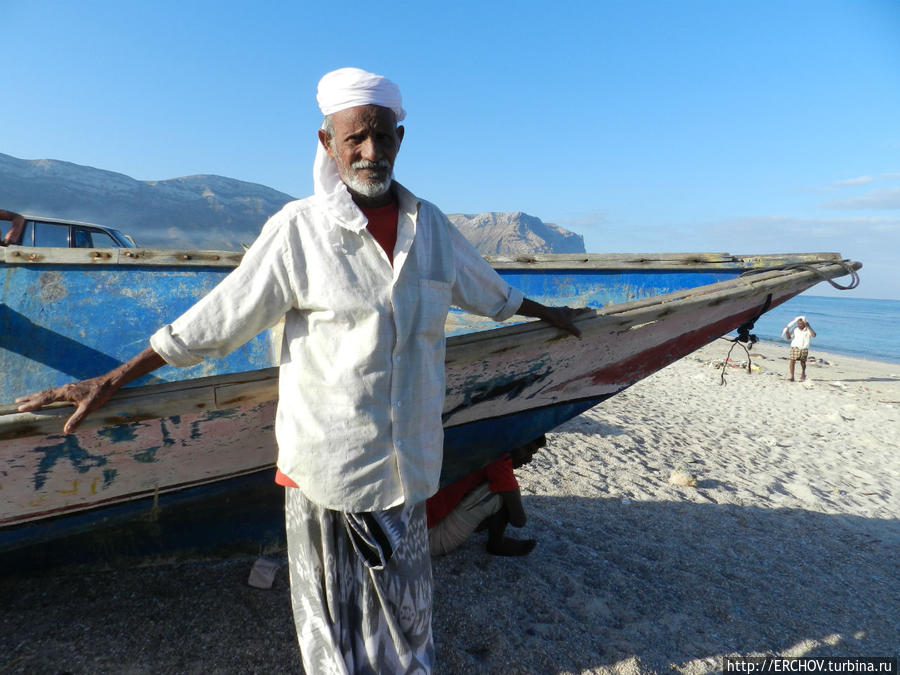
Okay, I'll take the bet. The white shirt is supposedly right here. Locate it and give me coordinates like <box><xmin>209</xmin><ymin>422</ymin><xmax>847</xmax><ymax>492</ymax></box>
<box><xmin>150</xmin><ymin>183</ymin><xmax>524</xmax><ymax>511</ymax></box>
<box><xmin>790</xmin><ymin>326</ymin><xmax>813</xmax><ymax>350</ymax></box>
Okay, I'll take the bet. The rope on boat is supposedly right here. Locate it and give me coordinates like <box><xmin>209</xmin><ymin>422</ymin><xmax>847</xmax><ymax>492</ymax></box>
<box><xmin>717</xmin><ymin>293</ymin><xmax>772</xmax><ymax>386</ymax></box>
<box><xmin>740</xmin><ymin>259</ymin><xmax>861</xmax><ymax>290</ymax></box>
<box><xmin>780</xmin><ymin>259</ymin><xmax>860</xmax><ymax>290</ymax></box>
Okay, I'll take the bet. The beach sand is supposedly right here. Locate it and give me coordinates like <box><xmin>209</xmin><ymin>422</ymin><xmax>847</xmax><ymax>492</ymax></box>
<box><xmin>2</xmin><ymin>342</ymin><xmax>898</xmax><ymax>673</ymax></box>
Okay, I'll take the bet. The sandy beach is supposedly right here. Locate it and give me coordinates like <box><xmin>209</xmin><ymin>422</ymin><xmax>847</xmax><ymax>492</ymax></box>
<box><xmin>2</xmin><ymin>341</ymin><xmax>898</xmax><ymax>673</ymax></box>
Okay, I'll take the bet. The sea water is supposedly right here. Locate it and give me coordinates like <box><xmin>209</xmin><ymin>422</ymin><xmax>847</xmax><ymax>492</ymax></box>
<box><xmin>734</xmin><ymin>295</ymin><xmax>900</xmax><ymax>364</ymax></box>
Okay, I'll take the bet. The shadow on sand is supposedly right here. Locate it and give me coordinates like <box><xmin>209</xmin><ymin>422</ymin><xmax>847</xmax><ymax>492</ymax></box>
<box><xmin>432</xmin><ymin>495</ymin><xmax>899</xmax><ymax>673</ymax></box>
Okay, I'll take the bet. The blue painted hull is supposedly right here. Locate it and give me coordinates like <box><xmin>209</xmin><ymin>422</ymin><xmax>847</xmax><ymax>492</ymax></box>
<box><xmin>0</xmin><ymin>262</ymin><xmax>279</xmax><ymax>401</ymax></box>
<box><xmin>1</xmin><ymin>250</ymin><xmax>773</xmax><ymax>402</ymax></box>
<box><xmin>482</xmin><ymin>268</ymin><xmax>736</xmax><ymax>315</ymax></box>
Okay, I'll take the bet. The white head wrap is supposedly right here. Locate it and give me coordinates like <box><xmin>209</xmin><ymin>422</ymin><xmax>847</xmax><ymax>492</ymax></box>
<box><xmin>313</xmin><ymin>68</ymin><xmax>406</xmax><ymax>231</ymax></box>
<box><xmin>782</xmin><ymin>315</ymin><xmax>807</xmax><ymax>339</ymax></box>
<box><xmin>316</xmin><ymin>67</ymin><xmax>406</xmax><ymax>121</ymax></box>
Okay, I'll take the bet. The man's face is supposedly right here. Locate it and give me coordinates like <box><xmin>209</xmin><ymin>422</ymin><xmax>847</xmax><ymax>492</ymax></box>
<box><xmin>319</xmin><ymin>105</ymin><xmax>404</xmax><ymax>201</ymax></box>
<box><xmin>797</xmin><ymin>319</ymin><xmax>807</xmax><ymax>329</ymax></box>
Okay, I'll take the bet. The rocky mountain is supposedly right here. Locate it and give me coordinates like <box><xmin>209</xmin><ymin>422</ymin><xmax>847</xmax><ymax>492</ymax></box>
<box><xmin>0</xmin><ymin>152</ymin><xmax>584</xmax><ymax>254</ymax></box>
<box><xmin>0</xmin><ymin>153</ymin><xmax>295</xmax><ymax>250</ymax></box>
<box><xmin>447</xmin><ymin>211</ymin><xmax>585</xmax><ymax>255</ymax></box>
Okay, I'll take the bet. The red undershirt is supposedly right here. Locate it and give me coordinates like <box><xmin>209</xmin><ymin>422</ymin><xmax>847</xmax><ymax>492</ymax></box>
<box><xmin>425</xmin><ymin>455</ymin><xmax>519</xmax><ymax>527</ymax></box>
<box><xmin>275</xmin><ymin>199</ymin><xmax>400</xmax><ymax>489</ymax></box>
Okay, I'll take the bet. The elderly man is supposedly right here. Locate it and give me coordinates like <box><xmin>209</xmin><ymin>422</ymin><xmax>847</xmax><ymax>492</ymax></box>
<box><xmin>783</xmin><ymin>315</ymin><xmax>816</xmax><ymax>381</ymax></box>
<box><xmin>17</xmin><ymin>68</ymin><xmax>581</xmax><ymax>673</ymax></box>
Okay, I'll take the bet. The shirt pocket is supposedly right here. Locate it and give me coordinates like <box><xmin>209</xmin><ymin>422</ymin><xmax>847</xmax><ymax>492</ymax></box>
<box><xmin>418</xmin><ymin>279</ymin><xmax>452</xmax><ymax>340</ymax></box>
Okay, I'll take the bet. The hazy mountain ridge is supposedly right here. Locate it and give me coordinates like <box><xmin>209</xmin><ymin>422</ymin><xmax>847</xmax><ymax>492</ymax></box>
<box><xmin>447</xmin><ymin>211</ymin><xmax>585</xmax><ymax>255</ymax></box>
<box><xmin>0</xmin><ymin>153</ymin><xmax>295</xmax><ymax>250</ymax></box>
<box><xmin>1</xmin><ymin>152</ymin><xmax>584</xmax><ymax>254</ymax></box>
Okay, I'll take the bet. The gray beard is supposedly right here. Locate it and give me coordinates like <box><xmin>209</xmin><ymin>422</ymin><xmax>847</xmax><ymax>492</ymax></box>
<box><xmin>343</xmin><ymin>172</ymin><xmax>392</xmax><ymax>198</ymax></box>
<box><xmin>338</xmin><ymin>159</ymin><xmax>393</xmax><ymax>198</ymax></box>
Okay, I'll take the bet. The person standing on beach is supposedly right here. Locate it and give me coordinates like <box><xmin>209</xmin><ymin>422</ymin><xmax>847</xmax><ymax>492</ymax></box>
<box><xmin>15</xmin><ymin>67</ymin><xmax>582</xmax><ymax>674</ymax></box>
<box><xmin>783</xmin><ymin>315</ymin><xmax>816</xmax><ymax>381</ymax></box>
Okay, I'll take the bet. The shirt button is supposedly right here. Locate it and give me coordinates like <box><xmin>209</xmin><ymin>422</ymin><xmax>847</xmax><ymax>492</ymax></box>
<box><xmin>396</xmin><ymin>401</ymin><xmax>403</xmax><ymax>408</ymax></box>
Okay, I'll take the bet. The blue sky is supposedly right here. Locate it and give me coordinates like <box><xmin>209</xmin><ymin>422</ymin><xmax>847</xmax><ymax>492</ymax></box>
<box><xmin>3</xmin><ymin>0</ymin><xmax>899</xmax><ymax>298</ymax></box>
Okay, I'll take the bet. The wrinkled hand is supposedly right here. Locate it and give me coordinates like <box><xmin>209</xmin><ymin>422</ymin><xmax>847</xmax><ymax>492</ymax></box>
<box><xmin>16</xmin><ymin>376</ymin><xmax>119</xmax><ymax>434</ymax></box>
<box><xmin>539</xmin><ymin>306</ymin><xmax>588</xmax><ymax>338</ymax></box>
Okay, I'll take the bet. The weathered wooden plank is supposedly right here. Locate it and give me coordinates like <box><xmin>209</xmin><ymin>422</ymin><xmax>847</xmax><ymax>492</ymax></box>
<box><xmin>483</xmin><ymin>253</ymin><xmax>844</xmax><ymax>270</ymax></box>
<box><xmin>1</xmin><ymin>246</ymin><xmax>244</xmax><ymax>267</ymax></box>
<box><xmin>214</xmin><ymin>378</ymin><xmax>280</xmax><ymax>408</ymax></box>
<box><xmin>1</xmin><ymin>247</ymin><xmax>123</xmax><ymax>265</ymax></box>
<box><xmin>484</xmin><ymin>252</ymin><xmax>733</xmax><ymax>265</ymax></box>
<box><xmin>3</xmin><ymin>246</ymin><xmax>844</xmax><ymax>271</ymax></box>
<box><xmin>0</xmin><ymin>367</ymin><xmax>281</xmax><ymax>439</ymax></box>
<box><xmin>113</xmin><ymin>249</ymin><xmax>245</xmax><ymax>267</ymax></box>
<box><xmin>733</xmin><ymin>252</ymin><xmax>842</xmax><ymax>264</ymax></box>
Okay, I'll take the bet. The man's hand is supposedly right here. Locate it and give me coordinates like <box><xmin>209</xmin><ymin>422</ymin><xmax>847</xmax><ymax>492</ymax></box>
<box><xmin>16</xmin><ymin>376</ymin><xmax>120</xmax><ymax>434</ymax></box>
<box><xmin>15</xmin><ymin>346</ymin><xmax>166</xmax><ymax>434</ymax></box>
<box><xmin>537</xmin><ymin>306</ymin><xmax>586</xmax><ymax>337</ymax></box>
<box><xmin>517</xmin><ymin>298</ymin><xmax>587</xmax><ymax>338</ymax></box>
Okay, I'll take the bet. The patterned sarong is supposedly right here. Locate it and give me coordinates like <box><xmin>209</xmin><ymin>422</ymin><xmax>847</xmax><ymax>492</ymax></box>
<box><xmin>790</xmin><ymin>347</ymin><xmax>809</xmax><ymax>362</ymax></box>
<box><xmin>285</xmin><ymin>489</ymin><xmax>434</xmax><ymax>674</ymax></box>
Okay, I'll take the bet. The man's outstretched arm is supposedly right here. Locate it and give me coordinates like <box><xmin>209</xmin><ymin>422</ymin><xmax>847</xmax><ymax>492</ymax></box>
<box><xmin>16</xmin><ymin>346</ymin><xmax>166</xmax><ymax>434</ymax></box>
<box><xmin>517</xmin><ymin>298</ymin><xmax>585</xmax><ymax>338</ymax></box>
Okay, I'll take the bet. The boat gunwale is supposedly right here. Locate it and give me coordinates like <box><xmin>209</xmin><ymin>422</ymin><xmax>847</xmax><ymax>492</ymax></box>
<box><xmin>1</xmin><ymin>246</ymin><xmax>843</xmax><ymax>270</ymax></box>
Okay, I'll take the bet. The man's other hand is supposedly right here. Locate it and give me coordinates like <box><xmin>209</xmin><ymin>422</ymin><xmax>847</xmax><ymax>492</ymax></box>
<box><xmin>537</xmin><ymin>305</ymin><xmax>587</xmax><ymax>338</ymax></box>
<box><xmin>16</xmin><ymin>376</ymin><xmax>119</xmax><ymax>434</ymax></box>
<box><xmin>15</xmin><ymin>346</ymin><xmax>167</xmax><ymax>434</ymax></box>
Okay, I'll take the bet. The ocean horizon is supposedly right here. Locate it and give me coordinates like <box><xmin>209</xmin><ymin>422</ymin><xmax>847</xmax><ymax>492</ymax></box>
<box><xmin>732</xmin><ymin>294</ymin><xmax>900</xmax><ymax>365</ymax></box>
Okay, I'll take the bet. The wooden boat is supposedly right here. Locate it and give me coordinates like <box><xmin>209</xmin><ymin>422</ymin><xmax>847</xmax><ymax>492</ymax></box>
<box><xmin>0</xmin><ymin>248</ymin><xmax>860</xmax><ymax>569</ymax></box>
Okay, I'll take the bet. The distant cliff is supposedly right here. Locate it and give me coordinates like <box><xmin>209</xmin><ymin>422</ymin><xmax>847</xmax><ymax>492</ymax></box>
<box><xmin>447</xmin><ymin>211</ymin><xmax>585</xmax><ymax>255</ymax></box>
<box><xmin>1</xmin><ymin>152</ymin><xmax>584</xmax><ymax>254</ymax></box>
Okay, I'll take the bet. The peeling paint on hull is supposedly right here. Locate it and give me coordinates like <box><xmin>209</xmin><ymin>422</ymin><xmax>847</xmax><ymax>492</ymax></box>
<box><xmin>0</xmin><ymin>264</ymin><xmax>279</xmax><ymax>400</ymax></box>
<box><xmin>1</xmin><ymin>254</ymin><xmax>781</xmax><ymax>402</ymax></box>
<box><xmin>1</xmin><ymin>402</ymin><xmax>277</xmax><ymax>527</ymax></box>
